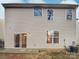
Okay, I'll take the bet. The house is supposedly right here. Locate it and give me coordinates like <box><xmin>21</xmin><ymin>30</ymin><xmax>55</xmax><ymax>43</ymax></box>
<box><xmin>2</xmin><ymin>3</ymin><xmax>78</xmax><ymax>49</ymax></box>
<box><xmin>0</xmin><ymin>19</ymin><xmax>4</xmax><ymax>48</ymax></box>
<box><xmin>0</xmin><ymin>19</ymin><xmax>3</xmax><ymax>39</ymax></box>
<box><xmin>76</xmin><ymin>19</ymin><xmax>79</xmax><ymax>45</ymax></box>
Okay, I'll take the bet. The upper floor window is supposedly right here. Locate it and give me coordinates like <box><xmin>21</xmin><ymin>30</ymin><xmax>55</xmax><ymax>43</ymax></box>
<box><xmin>47</xmin><ymin>9</ymin><xmax>53</xmax><ymax>20</ymax></box>
<box><xmin>34</xmin><ymin>7</ymin><xmax>42</xmax><ymax>16</ymax></box>
<box><xmin>66</xmin><ymin>9</ymin><xmax>72</xmax><ymax>20</ymax></box>
<box><xmin>47</xmin><ymin>30</ymin><xmax>59</xmax><ymax>44</ymax></box>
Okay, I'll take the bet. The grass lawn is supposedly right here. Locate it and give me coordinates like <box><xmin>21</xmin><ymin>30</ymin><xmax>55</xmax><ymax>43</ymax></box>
<box><xmin>0</xmin><ymin>49</ymin><xmax>79</xmax><ymax>59</ymax></box>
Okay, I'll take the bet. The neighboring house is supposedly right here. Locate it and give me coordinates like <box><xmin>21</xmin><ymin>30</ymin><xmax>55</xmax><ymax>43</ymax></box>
<box><xmin>2</xmin><ymin>3</ymin><xmax>78</xmax><ymax>49</ymax></box>
<box><xmin>0</xmin><ymin>19</ymin><xmax>3</xmax><ymax>39</ymax></box>
<box><xmin>0</xmin><ymin>19</ymin><xmax>4</xmax><ymax>48</ymax></box>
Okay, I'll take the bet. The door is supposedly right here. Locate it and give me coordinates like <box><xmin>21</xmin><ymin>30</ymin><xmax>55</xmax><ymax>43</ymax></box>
<box><xmin>21</xmin><ymin>33</ymin><xmax>27</xmax><ymax>48</ymax></box>
<box><xmin>15</xmin><ymin>33</ymin><xmax>27</xmax><ymax>48</ymax></box>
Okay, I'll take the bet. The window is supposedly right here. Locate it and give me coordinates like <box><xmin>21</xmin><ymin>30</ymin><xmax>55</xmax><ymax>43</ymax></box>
<box><xmin>21</xmin><ymin>33</ymin><xmax>27</xmax><ymax>48</ymax></box>
<box><xmin>47</xmin><ymin>30</ymin><xmax>59</xmax><ymax>44</ymax></box>
<box><xmin>15</xmin><ymin>33</ymin><xmax>27</xmax><ymax>48</ymax></box>
<box><xmin>15</xmin><ymin>34</ymin><xmax>20</xmax><ymax>47</ymax></box>
<box><xmin>47</xmin><ymin>31</ymin><xmax>52</xmax><ymax>43</ymax></box>
<box><xmin>47</xmin><ymin>9</ymin><xmax>53</xmax><ymax>20</ymax></box>
<box><xmin>66</xmin><ymin>9</ymin><xmax>72</xmax><ymax>20</ymax></box>
<box><xmin>53</xmin><ymin>31</ymin><xmax>59</xmax><ymax>43</ymax></box>
<box><xmin>0</xmin><ymin>39</ymin><xmax>4</xmax><ymax>48</ymax></box>
<box><xmin>34</xmin><ymin>7</ymin><xmax>42</xmax><ymax>16</ymax></box>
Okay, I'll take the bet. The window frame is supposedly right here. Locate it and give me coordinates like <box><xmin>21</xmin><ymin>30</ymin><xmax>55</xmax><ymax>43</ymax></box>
<box><xmin>47</xmin><ymin>9</ymin><xmax>53</xmax><ymax>20</ymax></box>
<box><xmin>34</xmin><ymin>7</ymin><xmax>42</xmax><ymax>16</ymax></box>
<box><xmin>47</xmin><ymin>31</ymin><xmax>52</xmax><ymax>43</ymax></box>
<box><xmin>53</xmin><ymin>31</ymin><xmax>59</xmax><ymax>43</ymax></box>
<box><xmin>47</xmin><ymin>30</ymin><xmax>59</xmax><ymax>44</ymax></box>
<box><xmin>14</xmin><ymin>33</ymin><xmax>27</xmax><ymax>48</ymax></box>
<box><xmin>66</xmin><ymin>9</ymin><xmax>72</xmax><ymax>20</ymax></box>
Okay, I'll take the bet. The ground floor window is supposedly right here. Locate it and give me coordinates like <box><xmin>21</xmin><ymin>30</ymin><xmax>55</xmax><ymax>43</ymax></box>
<box><xmin>53</xmin><ymin>31</ymin><xmax>59</xmax><ymax>43</ymax></box>
<box><xmin>47</xmin><ymin>30</ymin><xmax>59</xmax><ymax>44</ymax></box>
<box><xmin>47</xmin><ymin>31</ymin><xmax>52</xmax><ymax>43</ymax></box>
<box><xmin>14</xmin><ymin>33</ymin><xmax>27</xmax><ymax>48</ymax></box>
<box><xmin>0</xmin><ymin>39</ymin><xmax>4</xmax><ymax>48</ymax></box>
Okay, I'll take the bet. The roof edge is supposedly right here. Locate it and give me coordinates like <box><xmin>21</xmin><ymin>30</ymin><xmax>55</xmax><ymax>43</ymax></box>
<box><xmin>2</xmin><ymin>3</ymin><xmax>78</xmax><ymax>9</ymax></box>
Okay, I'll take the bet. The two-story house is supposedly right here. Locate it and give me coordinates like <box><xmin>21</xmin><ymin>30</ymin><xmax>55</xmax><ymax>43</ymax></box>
<box><xmin>2</xmin><ymin>3</ymin><xmax>78</xmax><ymax>49</ymax></box>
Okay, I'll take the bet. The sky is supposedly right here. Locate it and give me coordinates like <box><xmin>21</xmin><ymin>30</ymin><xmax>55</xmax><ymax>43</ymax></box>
<box><xmin>0</xmin><ymin>0</ymin><xmax>79</xmax><ymax>19</ymax></box>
